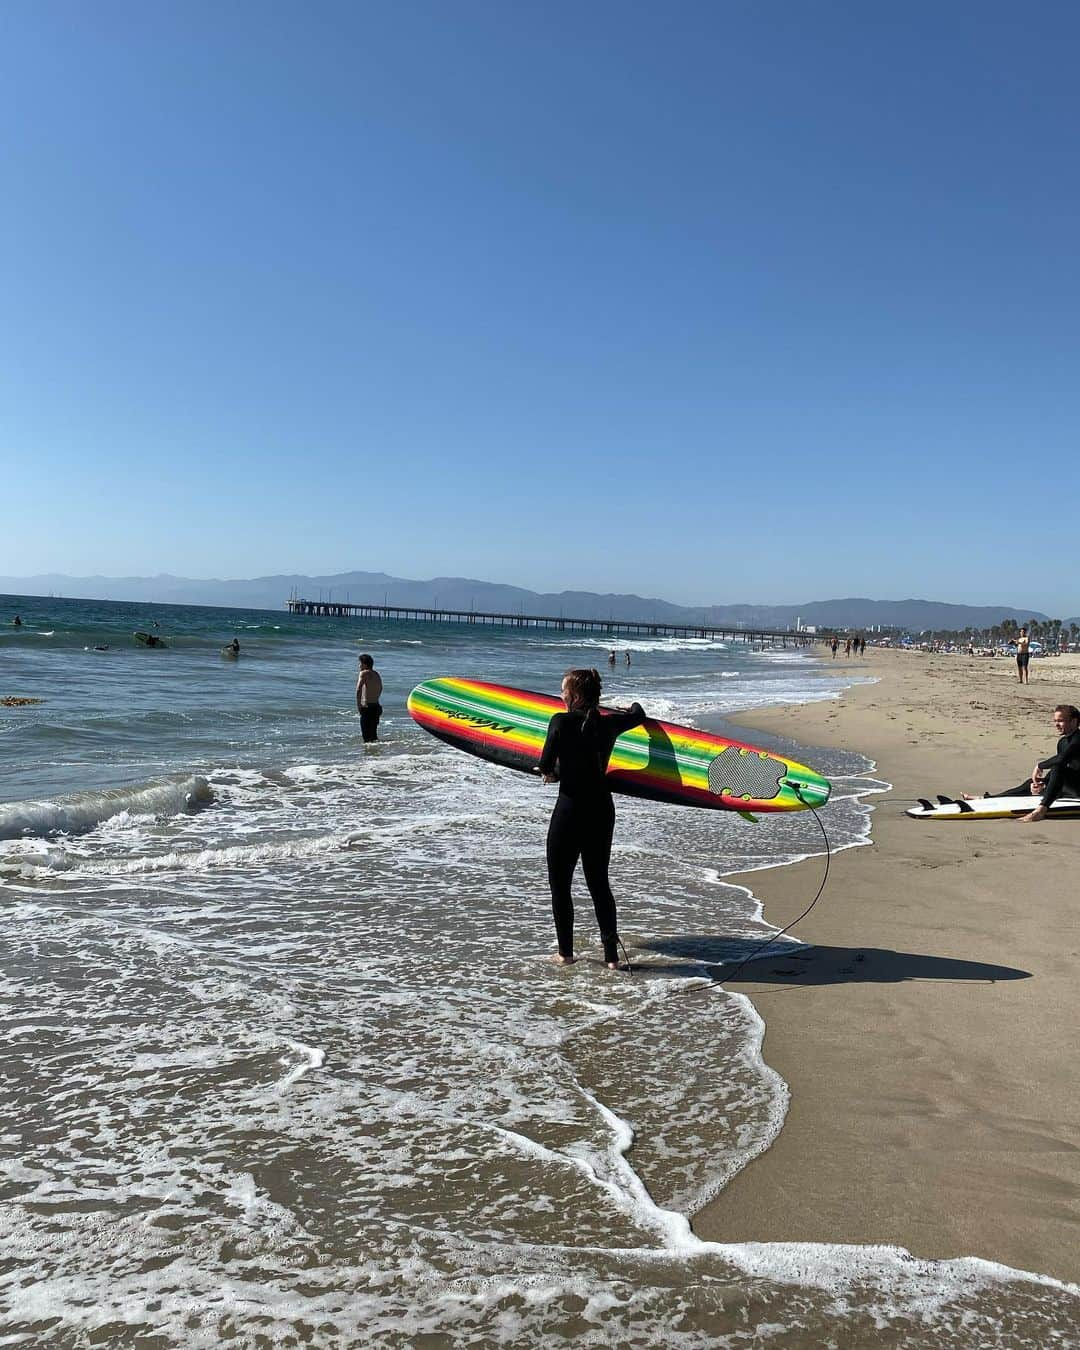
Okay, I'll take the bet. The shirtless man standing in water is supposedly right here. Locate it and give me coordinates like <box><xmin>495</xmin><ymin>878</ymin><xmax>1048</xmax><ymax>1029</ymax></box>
<box><xmin>356</xmin><ymin>654</ymin><xmax>383</xmax><ymax>742</ymax></box>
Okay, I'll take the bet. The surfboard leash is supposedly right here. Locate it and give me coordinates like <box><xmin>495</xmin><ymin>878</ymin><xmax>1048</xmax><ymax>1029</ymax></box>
<box><xmin>719</xmin><ymin>789</ymin><xmax>832</xmax><ymax>983</ymax></box>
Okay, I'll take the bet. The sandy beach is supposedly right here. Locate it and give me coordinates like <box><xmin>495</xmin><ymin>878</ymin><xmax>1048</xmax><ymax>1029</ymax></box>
<box><xmin>694</xmin><ymin>647</ymin><xmax>1080</xmax><ymax>1284</ymax></box>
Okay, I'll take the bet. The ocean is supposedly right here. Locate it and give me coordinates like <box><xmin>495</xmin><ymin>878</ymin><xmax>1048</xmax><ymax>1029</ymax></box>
<box><xmin>1</xmin><ymin>596</ymin><xmax>1075</xmax><ymax>1346</ymax></box>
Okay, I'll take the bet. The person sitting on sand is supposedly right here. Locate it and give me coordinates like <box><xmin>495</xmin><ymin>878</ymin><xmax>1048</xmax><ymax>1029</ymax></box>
<box><xmin>964</xmin><ymin>704</ymin><xmax>1080</xmax><ymax>822</ymax></box>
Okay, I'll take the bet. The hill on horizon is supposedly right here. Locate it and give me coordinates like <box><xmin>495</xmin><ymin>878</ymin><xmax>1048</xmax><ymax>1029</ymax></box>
<box><xmin>0</xmin><ymin>570</ymin><xmax>1072</xmax><ymax>632</ymax></box>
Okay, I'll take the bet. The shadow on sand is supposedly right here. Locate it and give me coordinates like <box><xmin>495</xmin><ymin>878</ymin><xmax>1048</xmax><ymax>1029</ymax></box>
<box><xmin>634</xmin><ymin>935</ymin><xmax>1031</xmax><ymax>986</ymax></box>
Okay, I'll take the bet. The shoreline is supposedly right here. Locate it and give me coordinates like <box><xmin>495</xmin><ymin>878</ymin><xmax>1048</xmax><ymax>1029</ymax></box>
<box><xmin>692</xmin><ymin>647</ymin><xmax>1080</xmax><ymax>1285</ymax></box>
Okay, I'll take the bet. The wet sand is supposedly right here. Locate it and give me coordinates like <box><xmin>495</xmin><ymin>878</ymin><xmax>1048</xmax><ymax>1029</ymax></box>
<box><xmin>693</xmin><ymin>647</ymin><xmax>1080</xmax><ymax>1283</ymax></box>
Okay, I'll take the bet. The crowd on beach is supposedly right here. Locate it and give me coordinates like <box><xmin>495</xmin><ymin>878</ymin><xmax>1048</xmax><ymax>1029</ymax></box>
<box><xmin>827</xmin><ymin>635</ymin><xmax>867</xmax><ymax>657</ymax></box>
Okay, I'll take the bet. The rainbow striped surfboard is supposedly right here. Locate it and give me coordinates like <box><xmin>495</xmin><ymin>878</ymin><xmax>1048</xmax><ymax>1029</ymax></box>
<box><xmin>407</xmin><ymin>678</ymin><xmax>831</xmax><ymax>815</ymax></box>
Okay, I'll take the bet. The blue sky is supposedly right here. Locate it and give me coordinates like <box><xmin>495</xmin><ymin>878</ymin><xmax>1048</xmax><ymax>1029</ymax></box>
<box><xmin>3</xmin><ymin>2</ymin><xmax>1077</xmax><ymax>612</ymax></box>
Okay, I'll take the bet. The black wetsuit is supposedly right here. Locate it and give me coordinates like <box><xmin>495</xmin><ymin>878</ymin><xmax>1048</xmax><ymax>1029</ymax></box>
<box><xmin>997</xmin><ymin>728</ymin><xmax>1080</xmax><ymax>807</ymax></box>
<box><xmin>538</xmin><ymin>701</ymin><xmax>646</xmax><ymax>961</ymax></box>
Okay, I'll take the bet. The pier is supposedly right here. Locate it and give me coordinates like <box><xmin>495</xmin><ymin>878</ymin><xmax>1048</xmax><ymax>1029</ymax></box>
<box><xmin>285</xmin><ymin>598</ymin><xmax>815</xmax><ymax>646</ymax></box>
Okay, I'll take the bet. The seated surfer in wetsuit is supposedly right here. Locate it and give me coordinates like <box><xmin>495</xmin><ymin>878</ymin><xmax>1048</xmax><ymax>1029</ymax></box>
<box><xmin>538</xmin><ymin>667</ymin><xmax>646</xmax><ymax>969</ymax></box>
<box><xmin>966</xmin><ymin>704</ymin><xmax>1080</xmax><ymax>822</ymax></box>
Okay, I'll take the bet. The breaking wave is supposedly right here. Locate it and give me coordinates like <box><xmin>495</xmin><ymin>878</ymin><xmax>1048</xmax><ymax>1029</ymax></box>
<box><xmin>0</xmin><ymin>774</ymin><xmax>213</xmax><ymax>840</ymax></box>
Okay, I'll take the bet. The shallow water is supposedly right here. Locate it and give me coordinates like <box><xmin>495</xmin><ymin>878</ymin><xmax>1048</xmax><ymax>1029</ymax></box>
<box><xmin>2</xmin><ymin>597</ymin><xmax>1077</xmax><ymax>1345</ymax></box>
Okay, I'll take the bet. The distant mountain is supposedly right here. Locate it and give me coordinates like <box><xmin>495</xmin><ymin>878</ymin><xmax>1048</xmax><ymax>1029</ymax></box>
<box><xmin>0</xmin><ymin>571</ymin><xmax>1072</xmax><ymax>632</ymax></box>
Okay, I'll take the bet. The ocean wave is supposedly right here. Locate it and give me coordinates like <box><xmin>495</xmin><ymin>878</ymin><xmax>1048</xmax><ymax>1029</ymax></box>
<box><xmin>533</xmin><ymin>635</ymin><xmax>734</xmax><ymax>654</ymax></box>
<box><xmin>0</xmin><ymin>774</ymin><xmax>213</xmax><ymax>840</ymax></box>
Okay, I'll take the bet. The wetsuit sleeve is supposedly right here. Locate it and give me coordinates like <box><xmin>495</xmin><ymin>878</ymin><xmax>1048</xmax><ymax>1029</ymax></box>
<box><xmin>1037</xmin><ymin>730</ymin><xmax>1080</xmax><ymax>772</ymax></box>
<box><xmin>1039</xmin><ymin>731</ymin><xmax>1080</xmax><ymax>807</ymax></box>
<box><xmin>539</xmin><ymin>713</ymin><xmax>564</xmax><ymax>776</ymax></box>
<box><xmin>603</xmin><ymin>702</ymin><xmax>646</xmax><ymax>736</ymax></box>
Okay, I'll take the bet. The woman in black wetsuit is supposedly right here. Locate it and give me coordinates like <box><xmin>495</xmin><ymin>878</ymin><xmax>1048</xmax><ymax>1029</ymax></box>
<box><xmin>538</xmin><ymin>668</ymin><xmax>645</xmax><ymax>968</ymax></box>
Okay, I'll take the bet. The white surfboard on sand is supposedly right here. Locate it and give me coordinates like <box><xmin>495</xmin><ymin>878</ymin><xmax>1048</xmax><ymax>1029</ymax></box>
<box><xmin>906</xmin><ymin>794</ymin><xmax>1080</xmax><ymax>821</ymax></box>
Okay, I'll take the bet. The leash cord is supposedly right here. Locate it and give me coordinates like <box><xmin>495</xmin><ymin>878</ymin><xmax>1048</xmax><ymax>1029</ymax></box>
<box><xmin>720</xmin><ymin>796</ymin><xmax>831</xmax><ymax>983</ymax></box>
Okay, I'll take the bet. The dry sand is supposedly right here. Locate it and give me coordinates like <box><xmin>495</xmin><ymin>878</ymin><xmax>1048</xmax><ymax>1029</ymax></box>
<box><xmin>693</xmin><ymin>647</ymin><xmax>1080</xmax><ymax>1283</ymax></box>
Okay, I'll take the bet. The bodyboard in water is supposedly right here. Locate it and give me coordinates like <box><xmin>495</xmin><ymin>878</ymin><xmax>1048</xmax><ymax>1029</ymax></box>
<box><xmin>407</xmin><ymin>677</ymin><xmax>830</xmax><ymax>814</ymax></box>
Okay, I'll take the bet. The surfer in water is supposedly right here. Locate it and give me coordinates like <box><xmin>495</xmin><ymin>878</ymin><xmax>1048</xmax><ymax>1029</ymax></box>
<box><xmin>538</xmin><ymin>667</ymin><xmax>646</xmax><ymax>969</ymax></box>
<box><xmin>963</xmin><ymin>704</ymin><xmax>1080</xmax><ymax>822</ymax></box>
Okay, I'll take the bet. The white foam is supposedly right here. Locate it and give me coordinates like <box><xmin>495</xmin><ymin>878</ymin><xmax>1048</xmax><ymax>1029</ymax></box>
<box><xmin>276</xmin><ymin>1040</ymin><xmax>326</xmax><ymax>1092</ymax></box>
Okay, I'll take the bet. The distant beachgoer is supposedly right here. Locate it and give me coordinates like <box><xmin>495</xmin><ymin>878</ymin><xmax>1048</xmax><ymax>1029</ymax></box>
<box><xmin>830</xmin><ymin>637</ymin><xmax>838</xmax><ymax>658</ymax></box>
<box><xmin>844</xmin><ymin>638</ymin><xmax>852</xmax><ymax>657</ymax></box>
<box><xmin>1015</xmin><ymin>628</ymin><xmax>1031</xmax><ymax>683</ymax></box>
<box><xmin>13</xmin><ymin>615</ymin><xmax>21</xmax><ymax>627</ymax></box>
<box><xmin>356</xmin><ymin>654</ymin><xmax>383</xmax><ymax>742</ymax></box>
<box><xmin>859</xmin><ymin>637</ymin><xmax>866</xmax><ymax>656</ymax></box>
<box><xmin>608</xmin><ymin>650</ymin><xmax>616</xmax><ymax>667</ymax></box>
<box><xmin>538</xmin><ymin>667</ymin><xmax>645</xmax><ymax>969</ymax></box>
<box><xmin>963</xmin><ymin>704</ymin><xmax>1080</xmax><ymax>821</ymax></box>
<box><xmin>624</xmin><ymin>651</ymin><xmax>631</xmax><ymax>666</ymax></box>
<box><xmin>230</xmin><ymin>638</ymin><xmax>240</xmax><ymax>654</ymax></box>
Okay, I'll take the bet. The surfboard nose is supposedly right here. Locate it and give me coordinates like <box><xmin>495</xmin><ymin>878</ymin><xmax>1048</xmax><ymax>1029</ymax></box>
<box><xmin>780</xmin><ymin>774</ymin><xmax>831</xmax><ymax>808</ymax></box>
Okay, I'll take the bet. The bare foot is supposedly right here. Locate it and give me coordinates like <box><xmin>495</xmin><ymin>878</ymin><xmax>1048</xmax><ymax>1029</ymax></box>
<box><xmin>605</xmin><ymin>961</ymin><xmax>621</xmax><ymax>971</ymax></box>
<box><xmin>550</xmin><ymin>953</ymin><xmax>576</xmax><ymax>965</ymax></box>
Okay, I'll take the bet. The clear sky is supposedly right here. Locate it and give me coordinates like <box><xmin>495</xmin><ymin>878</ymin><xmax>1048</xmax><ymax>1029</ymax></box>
<box><xmin>3</xmin><ymin>2</ymin><xmax>1078</xmax><ymax>612</ymax></box>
